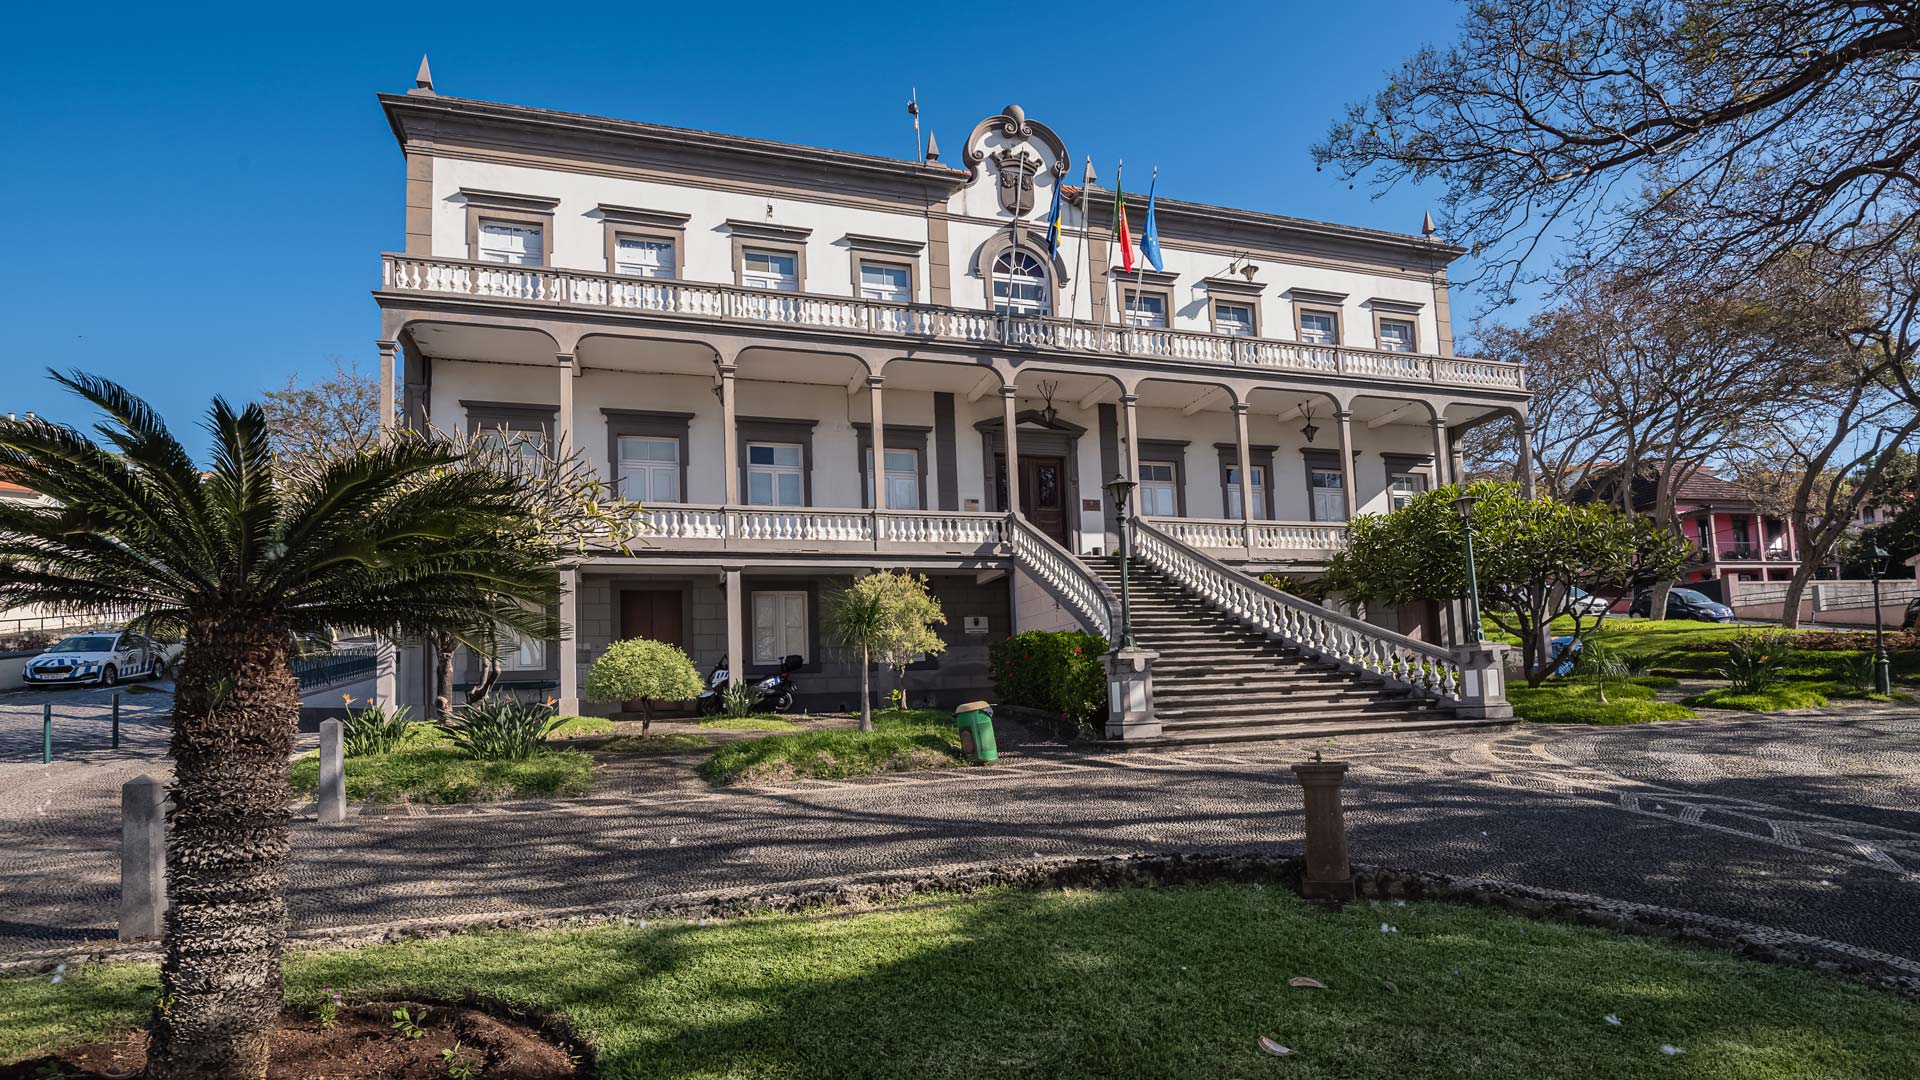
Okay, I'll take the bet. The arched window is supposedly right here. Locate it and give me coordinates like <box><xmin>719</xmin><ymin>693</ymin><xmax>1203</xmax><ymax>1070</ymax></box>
<box><xmin>991</xmin><ymin>250</ymin><xmax>1051</xmax><ymax>315</ymax></box>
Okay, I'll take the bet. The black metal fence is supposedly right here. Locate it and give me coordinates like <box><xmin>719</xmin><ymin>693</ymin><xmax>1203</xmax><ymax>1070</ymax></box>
<box><xmin>292</xmin><ymin>646</ymin><xmax>377</xmax><ymax>690</ymax></box>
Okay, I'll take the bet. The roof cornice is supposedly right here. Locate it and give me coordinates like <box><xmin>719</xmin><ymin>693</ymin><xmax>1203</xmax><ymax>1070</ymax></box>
<box><xmin>1072</xmin><ymin>185</ymin><xmax>1467</xmax><ymax>263</ymax></box>
<box><xmin>380</xmin><ymin>93</ymin><xmax>969</xmax><ymax>191</ymax></box>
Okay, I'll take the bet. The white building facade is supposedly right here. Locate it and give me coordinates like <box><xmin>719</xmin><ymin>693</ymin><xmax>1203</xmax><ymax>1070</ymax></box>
<box><xmin>373</xmin><ymin>69</ymin><xmax>1531</xmax><ymax>728</ymax></box>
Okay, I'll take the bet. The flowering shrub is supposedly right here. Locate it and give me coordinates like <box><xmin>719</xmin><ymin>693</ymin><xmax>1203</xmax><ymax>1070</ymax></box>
<box><xmin>988</xmin><ymin>631</ymin><xmax>1109</xmax><ymax>736</ymax></box>
<box><xmin>1678</xmin><ymin>629</ymin><xmax>1920</xmax><ymax>653</ymax></box>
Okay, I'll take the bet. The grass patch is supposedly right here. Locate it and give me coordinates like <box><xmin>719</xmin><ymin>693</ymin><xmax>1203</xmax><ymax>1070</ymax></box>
<box><xmin>700</xmin><ymin>708</ymin><xmax>962</xmax><ymax>785</ymax></box>
<box><xmin>1574</xmin><ymin>618</ymin><xmax>1920</xmax><ymax>683</ymax></box>
<box><xmin>6</xmin><ymin>884</ymin><xmax>1919</xmax><ymax>1079</ymax></box>
<box><xmin>596</xmin><ymin>733</ymin><xmax>712</xmax><ymax>754</ymax></box>
<box><xmin>547</xmin><ymin>715</ymin><xmax>616</xmax><ymax>739</ymax></box>
<box><xmin>1685</xmin><ymin>684</ymin><xmax>1832</xmax><ymax>712</ymax></box>
<box><xmin>289</xmin><ymin>746</ymin><xmax>592</xmax><ymax>804</ymax></box>
<box><xmin>1510</xmin><ymin>679</ymin><xmax>1696</xmax><ymax>725</ymax></box>
<box><xmin>698</xmin><ymin>715</ymin><xmax>800</xmax><ymax>731</ymax></box>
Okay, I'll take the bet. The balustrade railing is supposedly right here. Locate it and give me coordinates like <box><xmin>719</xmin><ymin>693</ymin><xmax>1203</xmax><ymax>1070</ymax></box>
<box><xmin>633</xmin><ymin>505</ymin><xmax>1007</xmax><ymax>552</ymax></box>
<box><xmin>1130</xmin><ymin>517</ymin><xmax>1462</xmax><ymax>702</ymax></box>
<box><xmin>382</xmin><ymin>253</ymin><xmax>1525</xmax><ymax>392</ymax></box>
<box><xmin>1148</xmin><ymin>517</ymin><xmax>1349</xmax><ymax>556</ymax></box>
<box><xmin>1007</xmin><ymin>514</ymin><xmax>1117</xmax><ymax>640</ymax></box>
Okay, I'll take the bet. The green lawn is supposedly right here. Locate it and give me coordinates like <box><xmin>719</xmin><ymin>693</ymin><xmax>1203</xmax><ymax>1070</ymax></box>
<box><xmin>698</xmin><ymin>715</ymin><xmax>801</xmax><ymax>731</ymax></box>
<box><xmin>6</xmin><ymin>885</ymin><xmax>1916</xmax><ymax>1079</ymax></box>
<box><xmin>700</xmin><ymin>708</ymin><xmax>964</xmax><ymax>784</ymax></box>
<box><xmin>548</xmin><ymin>715</ymin><xmax>617</xmax><ymax>739</ymax></box>
<box><xmin>289</xmin><ymin>745</ymin><xmax>593</xmax><ymax>804</ymax></box>
<box><xmin>596</xmin><ymin>733</ymin><xmax>712</xmax><ymax>753</ymax></box>
<box><xmin>1510</xmin><ymin>678</ymin><xmax>1696</xmax><ymax>725</ymax></box>
<box><xmin>1568</xmin><ymin>618</ymin><xmax>1920</xmax><ymax>683</ymax></box>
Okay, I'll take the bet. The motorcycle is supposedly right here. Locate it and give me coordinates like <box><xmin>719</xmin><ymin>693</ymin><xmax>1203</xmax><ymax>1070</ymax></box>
<box><xmin>695</xmin><ymin>654</ymin><xmax>803</xmax><ymax>715</ymax></box>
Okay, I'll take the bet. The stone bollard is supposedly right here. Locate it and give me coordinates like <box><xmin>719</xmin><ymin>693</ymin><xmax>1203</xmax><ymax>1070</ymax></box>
<box><xmin>317</xmin><ymin>718</ymin><xmax>346</xmax><ymax>825</ymax></box>
<box><xmin>1103</xmin><ymin>646</ymin><xmax>1161</xmax><ymax>741</ymax></box>
<box><xmin>1292</xmin><ymin>760</ymin><xmax>1355</xmax><ymax>902</ymax></box>
<box><xmin>119</xmin><ymin>775</ymin><xmax>168</xmax><ymax>941</ymax></box>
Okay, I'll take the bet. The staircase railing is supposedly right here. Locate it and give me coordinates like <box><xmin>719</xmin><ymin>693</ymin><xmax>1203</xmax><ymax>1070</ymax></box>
<box><xmin>1007</xmin><ymin>512</ymin><xmax>1118</xmax><ymax>640</ymax></box>
<box><xmin>1130</xmin><ymin>516</ymin><xmax>1463</xmax><ymax>701</ymax></box>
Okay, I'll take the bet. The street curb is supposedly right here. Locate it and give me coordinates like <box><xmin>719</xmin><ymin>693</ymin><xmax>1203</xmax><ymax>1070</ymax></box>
<box><xmin>5</xmin><ymin>851</ymin><xmax>1917</xmax><ymax>1000</ymax></box>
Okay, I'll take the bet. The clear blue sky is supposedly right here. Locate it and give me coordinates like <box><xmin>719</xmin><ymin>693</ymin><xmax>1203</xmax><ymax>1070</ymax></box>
<box><xmin>5</xmin><ymin>0</ymin><xmax>1492</xmax><ymax>457</ymax></box>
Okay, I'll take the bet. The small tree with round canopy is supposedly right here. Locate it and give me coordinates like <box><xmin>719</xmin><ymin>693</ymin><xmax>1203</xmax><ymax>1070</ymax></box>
<box><xmin>584</xmin><ymin>637</ymin><xmax>705</xmax><ymax>732</ymax></box>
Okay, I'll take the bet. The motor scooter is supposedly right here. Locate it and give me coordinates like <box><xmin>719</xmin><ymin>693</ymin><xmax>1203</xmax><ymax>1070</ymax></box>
<box><xmin>695</xmin><ymin>654</ymin><xmax>803</xmax><ymax>715</ymax></box>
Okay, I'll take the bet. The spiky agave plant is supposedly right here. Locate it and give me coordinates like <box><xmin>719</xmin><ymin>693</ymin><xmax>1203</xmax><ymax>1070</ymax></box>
<box><xmin>0</xmin><ymin>372</ymin><xmax>560</xmax><ymax>1080</ymax></box>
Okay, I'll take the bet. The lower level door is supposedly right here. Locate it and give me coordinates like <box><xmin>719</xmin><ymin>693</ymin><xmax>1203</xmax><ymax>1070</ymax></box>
<box><xmin>619</xmin><ymin>589</ymin><xmax>686</xmax><ymax>712</ymax></box>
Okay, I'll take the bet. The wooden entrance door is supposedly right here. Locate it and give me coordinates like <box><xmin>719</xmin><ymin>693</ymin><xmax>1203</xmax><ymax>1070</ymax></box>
<box><xmin>1019</xmin><ymin>455</ymin><xmax>1070</xmax><ymax>546</ymax></box>
<box><xmin>619</xmin><ymin>589</ymin><xmax>687</xmax><ymax>713</ymax></box>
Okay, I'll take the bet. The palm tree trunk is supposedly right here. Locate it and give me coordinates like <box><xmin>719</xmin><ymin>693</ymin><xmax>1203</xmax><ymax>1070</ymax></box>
<box><xmin>858</xmin><ymin>645</ymin><xmax>873</xmax><ymax>732</ymax></box>
<box><xmin>147</xmin><ymin>615</ymin><xmax>299</xmax><ymax>1080</ymax></box>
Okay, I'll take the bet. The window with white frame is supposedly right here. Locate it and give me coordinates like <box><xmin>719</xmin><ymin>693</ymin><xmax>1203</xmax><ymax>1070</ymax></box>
<box><xmin>864</xmin><ymin>447</ymin><xmax>920</xmax><ymax>510</ymax></box>
<box><xmin>746</xmin><ymin>442</ymin><xmax>805</xmax><ymax>506</ymax></box>
<box><xmin>752</xmin><ymin>590</ymin><xmax>808</xmax><ymax>665</ymax></box>
<box><xmin>1139</xmin><ymin>462</ymin><xmax>1179</xmax><ymax>517</ymax></box>
<box><xmin>1214</xmin><ymin>301</ymin><xmax>1256</xmax><ymax>337</ymax></box>
<box><xmin>501</xmin><ymin>630</ymin><xmax>546</xmax><ymax>671</ymax></box>
<box><xmin>858</xmin><ymin>262</ymin><xmax>911</xmax><ymax>302</ymax></box>
<box><xmin>477</xmin><ymin>220</ymin><xmax>544</xmax><ymax>265</ymax></box>
<box><xmin>1121</xmin><ymin>289</ymin><xmax>1170</xmax><ymax>328</ymax></box>
<box><xmin>616</xmin><ymin>436</ymin><xmax>680</xmax><ymax>503</ymax></box>
<box><xmin>1310</xmin><ymin>467</ymin><xmax>1347</xmax><ymax>521</ymax></box>
<box><xmin>742</xmin><ymin>248</ymin><xmax>799</xmax><ymax>291</ymax></box>
<box><xmin>1225</xmin><ymin>465</ymin><xmax>1267</xmax><ymax>519</ymax></box>
<box><xmin>991</xmin><ymin>250</ymin><xmax>1050</xmax><ymax>315</ymax></box>
<box><xmin>1388</xmin><ymin>470</ymin><xmax>1427</xmax><ymax>511</ymax></box>
<box><xmin>614</xmin><ymin>235</ymin><xmax>675</xmax><ymax>278</ymax></box>
<box><xmin>1377</xmin><ymin>317</ymin><xmax>1417</xmax><ymax>353</ymax></box>
<box><xmin>1299</xmin><ymin>310</ymin><xmax>1338</xmax><ymax>344</ymax></box>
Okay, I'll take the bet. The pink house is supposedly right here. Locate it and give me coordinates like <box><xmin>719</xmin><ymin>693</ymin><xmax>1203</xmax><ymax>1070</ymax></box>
<box><xmin>1659</xmin><ymin>468</ymin><xmax>1804</xmax><ymax>584</ymax></box>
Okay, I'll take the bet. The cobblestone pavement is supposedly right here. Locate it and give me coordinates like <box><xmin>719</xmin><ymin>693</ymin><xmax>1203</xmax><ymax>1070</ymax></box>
<box><xmin>3</xmin><ymin>693</ymin><xmax>1917</xmax><ymax>969</ymax></box>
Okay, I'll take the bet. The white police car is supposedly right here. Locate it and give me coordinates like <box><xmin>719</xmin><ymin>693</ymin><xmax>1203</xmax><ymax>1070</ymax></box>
<box><xmin>24</xmin><ymin>630</ymin><xmax>170</xmax><ymax>687</ymax></box>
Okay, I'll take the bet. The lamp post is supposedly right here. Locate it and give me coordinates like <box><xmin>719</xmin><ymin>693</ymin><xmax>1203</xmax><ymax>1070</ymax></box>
<box><xmin>1871</xmin><ymin>544</ymin><xmax>1892</xmax><ymax>695</ymax></box>
<box><xmin>1105</xmin><ymin>473</ymin><xmax>1138</xmax><ymax>648</ymax></box>
<box><xmin>1454</xmin><ymin>492</ymin><xmax>1482</xmax><ymax>644</ymax></box>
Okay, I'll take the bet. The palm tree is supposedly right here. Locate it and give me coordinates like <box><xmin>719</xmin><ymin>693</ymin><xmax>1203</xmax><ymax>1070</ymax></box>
<box><xmin>0</xmin><ymin>373</ymin><xmax>560</xmax><ymax>1080</ymax></box>
<box><xmin>823</xmin><ymin>585</ymin><xmax>887</xmax><ymax>731</ymax></box>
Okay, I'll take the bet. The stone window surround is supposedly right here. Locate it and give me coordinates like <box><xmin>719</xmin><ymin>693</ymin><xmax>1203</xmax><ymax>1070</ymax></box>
<box><xmin>1301</xmin><ymin>447</ymin><xmax>1358</xmax><ymax>522</ymax></box>
<box><xmin>727</xmin><ymin>220</ymin><xmax>812</xmax><ymax>290</ymax></box>
<box><xmin>852</xmin><ymin>422</ymin><xmax>931</xmax><ymax>510</ymax></box>
<box><xmin>460</xmin><ymin>189</ymin><xmax>560</xmax><ymax>266</ymax></box>
<box><xmin>1205</xmin><ymin>286</ymin><xmax>1263</xmax><ymax>337</ymax></box>
<box><xmin>1288</xmin><ymin>288</ymin><xmax>1348</xmax><ymax>345</ymax></box>
<box><xmin>974</xmin><ymin>233</ymin><xmax>1065</xmax><ymax>314</ymax></box>
<box><xmin>1136</xmin><ymin>438</ymin><xmax>1191</xmax><ymax>517</ymax></box>
<box><xmin>603</xmin><ymin>408</ymin><xmax>694</xmax><ymax>503</ymax></box>
<box><xmin>1369</xmin><ymin>298</ymin><xmax>1424</xmax><ymax>353</ymax></box>
<box><xmin>461</xmin><ymin>400</ymin><xmax>556</xmax><ymax>439</ymax></box>
<box><xmin>845</xmin><ymin>233</ymin><xmax>925</xmax><ymax>303</ymax></box>
<box><xmin>740</xmin><ymin>577</ymin><xmax>823</xmax><ymax>676</ymax></box>
<box><xmin>736</xmin><ymin>416</ymin><xmax>818</xmax><ymax>506</ymax></box>
<box><xmin>599</xmin><ymin>204</ymin><xmax>691</xmax><ymax>278</ymax></box>
<box><xmin>1214</xmin><ymin>443</ymin><xmax>1278</xmax><ymax>519</ymax></box>
<box><xmin>1116</xmin><ymin>282</ymin><xmax>1175</xmax><ymax>327</ymax></box>
<box><xmin>1105</xmin><ymin>266</ymin><xmax>1179</xmax><ymax>326</ymax></box>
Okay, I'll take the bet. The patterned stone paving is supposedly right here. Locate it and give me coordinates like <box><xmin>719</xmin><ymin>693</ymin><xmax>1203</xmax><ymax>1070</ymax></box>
<box><xmin>3</xmin><ymin>692</ymin><xmax>1918</xmax><ymax>968</ymax></box>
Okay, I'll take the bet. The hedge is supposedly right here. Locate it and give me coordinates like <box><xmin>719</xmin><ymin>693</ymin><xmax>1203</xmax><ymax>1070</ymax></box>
<box><xmin>988</xmin><ymin>630</ymin><xmax>1108</xmax><ymax>736</ymax></box>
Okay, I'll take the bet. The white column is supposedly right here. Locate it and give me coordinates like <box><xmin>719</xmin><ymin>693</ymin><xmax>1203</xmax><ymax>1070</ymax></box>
<box><xmin>374</xmin><ymin>340</ymin><xmax>399</xmax><ymax>707</ymax></box>
<box><xmin>1516</xmin><ymin>417</ymin><xmax>1538</xmax><ymax>498</ymax></box>
<box><xmin>557</xmin><ymin>567</ymin><xmax>579</xmax><ymax>715</ymax></box>
<box><xmin>867</xmin><ymin>374</ymin><xmax>887</xmax><ymax>509</ymax></box>
<box><xmin>1335</xmin><ymin>409</ymin><xmax>1358</xmax><ymax>520</ymax></box>
<box><xmin>1121</xmin><ymin>393</ymin><xmax>1142</xmax><ymax>485</ymax></box>
<box><xmin>725</xmin><ymin>568</ymin><xmax>745</xmax><ymax>687</ymax></box>
<box><xmin>1233</xmin><ymin>400</ymin><xmax>1254</xmax><ymax>557</ymax></box>
<box><xmin>719</xmin><ymin>364</ymin><xmax>739</xmax><ymax>506</ymax></box>
<box><xmin>556</xmin><ymin>353</ymin><xmax>576</xmax><ymax>458</ymax></box>
<box><xmin>377</xmin><ymin>340</ymin><xmax>398</xmax><ymax>434</ymax></box>
<box><xmin>1430</xmin><ymin>418</ymin><xmax>1451</xmax><ymax>486</ymax></box>
<box><xmin>1001</xmin><ymin>384</ymin><xmax>1021</xmax><ymax>514</ymax></box>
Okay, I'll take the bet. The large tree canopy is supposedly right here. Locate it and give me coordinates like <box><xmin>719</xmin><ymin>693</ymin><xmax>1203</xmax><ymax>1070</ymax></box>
<box><xmin>1316</xmin><ymin>1</ymin><xmax>1920</xmax><ymax>300</ymax></box>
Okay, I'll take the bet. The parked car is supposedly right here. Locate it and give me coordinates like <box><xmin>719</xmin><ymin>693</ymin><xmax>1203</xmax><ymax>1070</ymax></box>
<box><xmin>24</xmin><ymin>630</ymin><xmax>171</xmax><ymax>687</ymax></box>
<box><xmin>1568</xmin><ymin>587</ymin><xmax>1612</xmax><ymax>619</ymax></box>
<box><xmin>1628</xmin><ymin>587</ymin><xmax>1736</xmax><ymax>623</ymax></box>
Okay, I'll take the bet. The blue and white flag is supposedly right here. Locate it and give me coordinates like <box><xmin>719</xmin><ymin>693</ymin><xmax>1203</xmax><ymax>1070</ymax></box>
<box><xmin>1139</xmin><ymin>170</ymin><xmax>1164</xmax><ymax>272</ymax></box>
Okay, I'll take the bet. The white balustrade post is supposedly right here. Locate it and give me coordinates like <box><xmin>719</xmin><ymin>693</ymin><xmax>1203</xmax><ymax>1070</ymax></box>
<box><xmin>1449</xmin><ymin>641</ymin><xmax>1513</xmax><ymax>719</ymax></box>
<box><xmin>1233</xmin><ymin>401</ymin><xmax>1255</xmax><ymax>558</ymax></box>
<box><xmin>1336</xmin><ymin>410</ymin><xmax>1359</xmax><ymax>521</ymax></box>
<box><xmin>1001</xmin><ymin>384</ymin><xmax>1021</xmax><ymax>514</ymax></box>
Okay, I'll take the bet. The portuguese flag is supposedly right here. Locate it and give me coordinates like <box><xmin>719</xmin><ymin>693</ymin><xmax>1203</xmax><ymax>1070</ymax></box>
<box><xmin>1113</xmin><ymin>167</ymin><xmax>1134</xmax><ymax>274</ymax></box>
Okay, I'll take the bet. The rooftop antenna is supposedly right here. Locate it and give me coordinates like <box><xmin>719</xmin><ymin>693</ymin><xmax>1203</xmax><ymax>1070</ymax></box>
<box><xmin>908</xmin><ymin>89</ymin><xmax>923</xmax><ymax>164</ymax></box>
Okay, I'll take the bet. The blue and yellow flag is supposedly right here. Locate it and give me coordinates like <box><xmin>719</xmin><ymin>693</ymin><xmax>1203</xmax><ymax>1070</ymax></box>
<box><xmin>1044</xmin><ymin>173</ymin><xmax>1065</xmax><ymax>260</ymax></box>
<box><xmin>1140</xmin><ymin>169</ymin><xmax>1164</xmax><ymax>272</ymax></box>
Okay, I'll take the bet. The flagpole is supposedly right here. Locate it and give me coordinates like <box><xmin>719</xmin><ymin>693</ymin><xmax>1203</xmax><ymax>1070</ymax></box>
<box><xmin>1129</xmin><ymin>167</ymin><xmax>1157</xmax><ymax>344</ymax></box>
<box><xmin>1119</xmin><ymin>162</ymin><xmax>1138</xmax><ymax>337</ymax></box>
<box><xmin>1070</xmin><ymin>156</ymin><xmax>1094</xmax><ymax>328</ymax></box>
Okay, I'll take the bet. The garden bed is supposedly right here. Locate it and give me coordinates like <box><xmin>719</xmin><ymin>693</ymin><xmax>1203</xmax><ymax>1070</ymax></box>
<box><xmin>6</xmin><ymin>878</ymin><xmax>1916</xmax><ymax>1079</ymax></box>
<box><xmin>0</xmin><ymin>999</ymin><xmax>582</xmax><ymax>1080</ymax></box>
<box><xmin>698</xmin><ymin>708</ymin><xmax>964</xmax><ymax>784</ymax></box>
<box><xmin>1509</xmin><ymin>678</ymin><xmax>1695</xmax><ymax>725</ymax></box>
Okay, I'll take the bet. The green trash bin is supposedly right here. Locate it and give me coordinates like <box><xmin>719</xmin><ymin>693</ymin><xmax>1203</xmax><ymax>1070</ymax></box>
<box><xmin>953</xmin><ymin>700</ymin><xmax>998</xmax><ymax>763</ymax></box>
